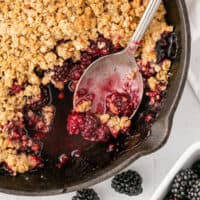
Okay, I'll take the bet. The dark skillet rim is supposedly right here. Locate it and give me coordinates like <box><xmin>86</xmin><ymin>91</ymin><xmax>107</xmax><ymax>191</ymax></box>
<box><xmin>0</xmin><ymin>0</ymin><xmax>191</xmax><ymax>196</ymax></box>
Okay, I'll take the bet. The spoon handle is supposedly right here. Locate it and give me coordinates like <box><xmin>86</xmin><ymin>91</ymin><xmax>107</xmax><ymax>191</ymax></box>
<box><xmin>127</xmin><ymin>0</ymin><xmax>162</xmax><ymax>53</ymax></box>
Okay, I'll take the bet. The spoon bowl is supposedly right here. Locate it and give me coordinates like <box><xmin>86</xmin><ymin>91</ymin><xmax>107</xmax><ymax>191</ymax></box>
<box><xmin>73</xmin><ymin>50</ymin><xmax>143</xmax><ymax>117</ymax></box>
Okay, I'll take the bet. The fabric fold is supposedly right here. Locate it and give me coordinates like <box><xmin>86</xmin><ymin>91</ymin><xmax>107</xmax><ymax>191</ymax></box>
<box><xmin>186</xmin><ymin>0</ymin><xmax>200</xmax><ymax>102</ymax></box>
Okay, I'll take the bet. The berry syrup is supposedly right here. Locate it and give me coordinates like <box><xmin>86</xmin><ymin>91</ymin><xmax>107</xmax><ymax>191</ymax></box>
<box><xmin>40</xmin><ymin>84</ymin><xmax>116</xmax><ymax>172</ymax></box>
<box><xmin>42</xmin><ymin>84</ymin><xmax>92</xmax><ymax>158</ymax></box>
<box><xmin>39</xmin><ymin>83</ymin><xmax>149</xmax><ymax>172</ymax></box>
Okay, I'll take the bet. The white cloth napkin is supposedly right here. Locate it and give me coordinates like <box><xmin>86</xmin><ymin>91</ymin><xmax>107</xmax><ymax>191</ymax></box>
<box><xmin>186</xmin><ymin>0</ymin><xmax>200</xmax><ymax>102</ymax></box>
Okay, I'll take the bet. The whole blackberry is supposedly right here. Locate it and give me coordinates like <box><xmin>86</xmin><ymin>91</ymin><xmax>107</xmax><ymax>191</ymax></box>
<box><xmin>67</xmin><ymin>112</ymin><xmax>84</xmax><ymax>135</ymax></box>
<box><xmin>67</xmin><ymin>64</ymin><xmax>84</xmax><ymax>81</ymax></box>
<box><xmin>80</xmin><ymin>52</ymin><xmax>93</xmax><ymax>66</ymax></box>
<box><xmin>72</xmin><ymin>188</ymin><xmax>100</xmax><ymax>200</ymax></box>
<box><xmin>106</xmin><ymin>92</ymin><xmax>133</xmax><ymax>116</ymax></box>
<box><xmin>192</xmin><ymin>160</ymin><xmax>200</xmax><ymax>178</ymax></box>
<box><xmin>155</xmin><ymin>31</ymin><xmax>178</xmax><ymax>63</ymax></box>
<box><xmin>81</xmin><ymin>113</ymin><xmax>99</xmax><ymax>140</ymax></box>
<box><xmin>171</xmin><ymin>169</ymin><xmax>198</xmax><ymax>199</ymax></box>
<box><xmin>52</xmin><ymin>61</ymin><xmax>70</xmax><ymax>82</ymax></box>
<box><xmin>67</xmin><ymin>112</ymin><xmax>110</xmax><ymax>142</ymax></box>
<box><xmin>93</xmin><ymin>125</ymin><xmax>110</xmax><ymax>142</ymax></box>
<box><xmin>111</xmin><ymin>170</ymin><xmax>143</xmax><ymax>196</ymax></box>
<box><xmin>187</xmin><ymin>180</ymin><xmax>200</xmax><ymax>200</ymax></box>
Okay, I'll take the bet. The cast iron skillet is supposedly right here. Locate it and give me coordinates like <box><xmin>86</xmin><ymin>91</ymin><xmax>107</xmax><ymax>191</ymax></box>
<box><xmin>0</xmin><ymin>0</ymin><xmax>190</xmax><ymax>195</ymax></box>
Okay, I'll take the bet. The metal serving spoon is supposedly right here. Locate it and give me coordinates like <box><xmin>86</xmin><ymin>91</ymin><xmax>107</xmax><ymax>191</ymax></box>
<box><xmin>74</xmin><ymin>0</ymin><xmax>162</xmax><ymax>118</ymax></box>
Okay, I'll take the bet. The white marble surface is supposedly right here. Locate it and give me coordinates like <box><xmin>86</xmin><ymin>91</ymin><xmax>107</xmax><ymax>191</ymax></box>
<box><xmin>0</xmin><ymin>82</ymin><xmax>199</xmax><ymax>200</ymax></box>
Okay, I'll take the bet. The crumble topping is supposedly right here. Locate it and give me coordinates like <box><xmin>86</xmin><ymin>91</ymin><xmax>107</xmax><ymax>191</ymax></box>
<box><xmin>75</xmin><ymin>100</ymin><xmax>92</xmax><ymax>113</ymax></box>
<box><xmin>0</xmin><ymin>131</ymin><xmax>42</xmax><ymax>175</ymax></box>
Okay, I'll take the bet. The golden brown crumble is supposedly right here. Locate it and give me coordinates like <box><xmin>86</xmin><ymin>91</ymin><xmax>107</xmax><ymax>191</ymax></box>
<box><xmin>107</xmin><ymin>116</ymin><xmax>131</xmax><ymax>137</ymax></box>
<box><xmin>0</xmin><ymin>132</ymin><xmax>40</xmax><ymax>175</ymax></box>
<box><xmin>75</xmin><ymin>100</ymin><xmax>92</xmax><ymax>113</ymax></box>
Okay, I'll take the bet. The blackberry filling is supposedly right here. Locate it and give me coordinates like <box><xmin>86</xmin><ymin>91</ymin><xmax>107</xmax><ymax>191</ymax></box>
<box><xmin>156</xmin><ymin>32</ymin><xmax>178</xmax><ymax>63</ymax></box>
<box><xmin>106</xmin><ymin>92</ymin><xmax>135</xmax><ymax>116</ymax></box>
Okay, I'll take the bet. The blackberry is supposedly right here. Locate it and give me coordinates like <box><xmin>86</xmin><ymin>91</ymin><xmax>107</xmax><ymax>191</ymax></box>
<box><xmin>81</xmin><ymin>113</ymin><xmax>111</xmax><ymax>142</ymax></box>
<box><xmin>187</xmin><ymin>180</ymin><xmax>200</xmax><ymax>200</ymax></box>
<box><xmin>67</xmin><ymin>112</ymin><xmax>110</xmax><ymax>142</ymax></box>
<box><xmin>81</xmin><ymin>113</ymin><xmax>99</xmax><ymax>140</ymax></box>
<box><xmin>80</xmin><ymin>52</ymin><xmax>93</xmax><ymax>66</ymax></box>
<box><xmin>192</xmin><ymin>160</ymin><xmax>200</xmax><ymax>178</ymax></box>
<box><xmin>93</xmin><ymin>125</ymin><xmax>110</xmax><ymax>142</ymax></box>
<box><xmin>111</xmin><ymin>170</ymin><xmax>143</xmax><ymax>196</ymax></box>
<box><xmin>52</xmin><ymin>61</ymin><xmax>70</xmax><ymax>82</ymax></box>
<box><xmin>155</xmin><ymin>31</ymin><xmax>178</xmax><ymax>63</ymax></box>
<box><xmin>67</xmin><ymin>64</ymin><xmax>84</xmax><ymax>81</ymax></box>
<box><xmin>67</xmin><ymin>112</ymin><xmax>84</xmax><ymax>135</ymax></box>
<box><xmin>170</xmin><ymin>169</ymin><xmax>198</xmax><ymax>199</ymax></box>
<box><xmin>71</xmin><ymin>156</ymin><xmax>90</xmax><ymax>175</ymax></box>
<box><xmin>72</xmin><ymin>188</ymin><xmax>100</xmax><ymax>200</ymax></box>
<box><xmin>106</xmin><ymin>92</ymin><xmax>133</xmax><ymax>116</ymax></box>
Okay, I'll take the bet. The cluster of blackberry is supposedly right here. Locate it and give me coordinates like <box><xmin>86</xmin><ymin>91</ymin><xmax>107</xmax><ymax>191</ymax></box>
<box><xmin>71</xmin><ymin>160</ymin><xmax>200</xmax><ymax>200</ymax></box>
<box><xmin>72</xmin><ymin>170</ymin><xmax>143</xmax><ymax>199</ymax></box>
<box><xmin>165</xmin><ymin>160</ymin><xmax>200</xmax><ymax>200</ymax></box>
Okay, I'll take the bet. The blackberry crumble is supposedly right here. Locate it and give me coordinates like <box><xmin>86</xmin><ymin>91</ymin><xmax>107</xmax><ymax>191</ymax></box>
<box><xmin>0</xmin><ymin>0</ymin><xmax>177</xmax><ymax>175</ymax></box>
